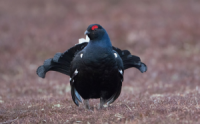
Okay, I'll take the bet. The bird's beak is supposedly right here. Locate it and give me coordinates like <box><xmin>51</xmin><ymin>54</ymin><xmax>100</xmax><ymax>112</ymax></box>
<box><xmin>84</xmin><ymin>30</ymin><xmax>90</xmax><ymax>35</ymax></box>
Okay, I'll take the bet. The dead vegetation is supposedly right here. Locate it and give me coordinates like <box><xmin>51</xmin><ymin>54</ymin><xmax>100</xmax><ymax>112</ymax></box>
<box><xmin>0</xmin><ymin>0</ymin><xmax>200</xmax><ymax>123</ymax></box>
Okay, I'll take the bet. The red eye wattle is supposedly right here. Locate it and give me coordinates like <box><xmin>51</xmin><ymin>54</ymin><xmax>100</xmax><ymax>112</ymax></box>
<box><xmin>91</xmin><ymin>25</ymin><xmax>98</xmax><ymax>30</ymax></box>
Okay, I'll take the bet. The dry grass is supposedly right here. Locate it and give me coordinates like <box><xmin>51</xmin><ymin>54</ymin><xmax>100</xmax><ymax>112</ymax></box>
<box><xmin>0</xmin><ymin>0</ymin><xmax>200</xmax><ymax>123</ymax></box>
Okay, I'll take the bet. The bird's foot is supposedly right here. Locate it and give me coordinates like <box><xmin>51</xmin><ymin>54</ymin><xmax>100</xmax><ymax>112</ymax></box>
<box><xmin>98</xmin><ymin>98</ymin><xmax>106</xmax><ymax>109</ymax></box>
<box><xmin>98</xmin><ymin>103</ymin><xmax>103</xmax><ymax>109</ymax></box>
<box><xmin>84</xmin><ymin>99</ymin><xmax>90</xmax><ymax>109</ymax></box>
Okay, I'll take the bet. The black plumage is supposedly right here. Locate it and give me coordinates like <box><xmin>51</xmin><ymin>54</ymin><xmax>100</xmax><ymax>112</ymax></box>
<box><xmin>37</xmin><ymin>24</ymin><xmax>147</xmax><ymax>109</ymax></box>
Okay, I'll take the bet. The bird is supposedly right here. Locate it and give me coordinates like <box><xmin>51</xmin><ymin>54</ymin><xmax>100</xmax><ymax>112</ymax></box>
<box><xmin>36</xmin><ymin>24</ymin><xmax>147</xmax><ymax>109</ymax></box>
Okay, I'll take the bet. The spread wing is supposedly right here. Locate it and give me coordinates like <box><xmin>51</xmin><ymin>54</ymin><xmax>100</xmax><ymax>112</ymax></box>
<box><xmin>36</xmin><ymin>42</ymin><xmax>88</xmax><ymax>78</ymax></box>
<box><xmin>112</xmin><ymin>46</ymin><xmax>147</xmax><ymax>73</ymax></box>
<box><xmin>36</xmin><ymin>43</ymin><xmax>146</xmax><ymax>79</ymax></box>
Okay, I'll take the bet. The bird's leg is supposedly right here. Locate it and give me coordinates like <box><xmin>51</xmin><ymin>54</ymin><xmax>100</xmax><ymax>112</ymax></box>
<box><xmin>98</xmin><ymin>97</ymin><xmax>105</xmax><ymax>109</ymax></box>
<box><xmin>84</xmin><ymin>99</ymin><xmax>90</xmax><ymax>109</ymax></box>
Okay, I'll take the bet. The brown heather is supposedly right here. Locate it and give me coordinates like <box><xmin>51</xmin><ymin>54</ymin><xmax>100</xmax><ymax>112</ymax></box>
<box><xmin>0</xmin><ymin>0</ymin><xmax>200</xmax><ymax>124</ymax></box>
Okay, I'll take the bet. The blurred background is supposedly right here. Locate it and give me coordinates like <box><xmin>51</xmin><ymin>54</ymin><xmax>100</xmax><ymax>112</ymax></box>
<box><xmin>0</xmin><ymin>0</ymin><xmax>200</xmax><ymax>123</ymax></box>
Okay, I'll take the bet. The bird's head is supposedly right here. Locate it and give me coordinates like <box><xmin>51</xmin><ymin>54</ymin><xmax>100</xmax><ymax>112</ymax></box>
<box><xmin>84</xmin><ymin>24</ymin><xmax>106</xmax><ymax>40</ymax></box>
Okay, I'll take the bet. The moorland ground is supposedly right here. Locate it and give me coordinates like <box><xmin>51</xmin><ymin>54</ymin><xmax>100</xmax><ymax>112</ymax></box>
<box><xmin>0</xmin><ymin>0</ymin><xmax>200</xmax><ymax>123</ymax></box>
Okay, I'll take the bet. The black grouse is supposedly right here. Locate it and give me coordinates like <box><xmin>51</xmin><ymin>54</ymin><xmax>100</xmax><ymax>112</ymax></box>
<box><xmin>36</xmin><ymin>24</ymin><xmax>147</xmax><ymax>109</ymax></box>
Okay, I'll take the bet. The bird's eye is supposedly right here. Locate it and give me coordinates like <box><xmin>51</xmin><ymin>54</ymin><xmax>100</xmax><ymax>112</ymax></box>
<box><xmin>91</xmin><ymin>25</ymin><xmax>98</xmax><ymax>30</ymax></box>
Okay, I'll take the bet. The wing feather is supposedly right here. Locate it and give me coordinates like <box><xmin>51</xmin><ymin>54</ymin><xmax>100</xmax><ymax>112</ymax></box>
<box><xmin>36</xmin><ymin>42</ymin><xmax>88</xmax><ymax>78</ymax></box>
<box><xmin>112</xmin><ymin>46</ymin><xmax>147</xmax><ymax>73</ymax></box>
